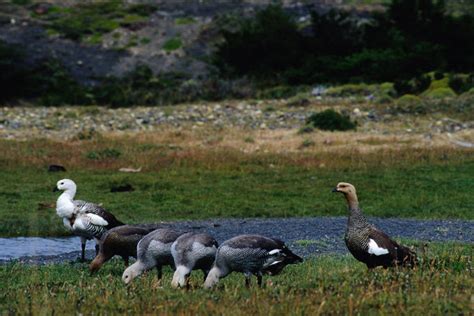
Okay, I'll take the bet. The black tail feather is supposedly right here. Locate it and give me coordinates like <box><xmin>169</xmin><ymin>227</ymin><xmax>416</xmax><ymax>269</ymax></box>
<box><xmin>396</xmin><ymin>245</ymin><xmax>418</xmax><ymax>267</ymax></box>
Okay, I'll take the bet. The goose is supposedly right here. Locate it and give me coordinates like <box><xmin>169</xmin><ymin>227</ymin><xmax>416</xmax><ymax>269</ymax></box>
<box><xmin>90</xmin><ymin>225</ymin><xmax>154</xmax><ymax>273</ymax></box>
<box><xmin>54</xmin><ymin>179</ymin><xmax>124</xmax><ymax>261</ymax></box>
<box><xmin>122</xmin><ymin>228</ymin><xmax>184</xmax><ymax>285</ymax></box>
<box><xmin>204</xmin><ymin>234</ymin><xmax>302</xmax><ymax>289</ymax></box>
<box><xmin>171</xmin><ymin>232</ymin><xmax>218</xmax><ymax>289</ymax></box>
<box><xmin>332</xmin><ymin>182</ymin><xmax>417</xmax><ymax>268</ymax></box>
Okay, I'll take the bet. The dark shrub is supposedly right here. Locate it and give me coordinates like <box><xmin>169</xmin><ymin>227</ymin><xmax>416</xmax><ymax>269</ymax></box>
<box><xmin>449</xmin><ymin>74</ymin><xmax>474</xmax><ymax>94</ymax></box>
<box><xmin>214</xmin><ymin>5</ymin><xmax>304</xmax><ymax>78</ymax></box>
<box><xmin>86</xmin><ymin>148</ymin><xmax>121</xmax><ymax>160</ymax></box>
<box><xmin>306</xmin><ymin>109</ymin><xmax>356</xmax><ymax>131</ymax></box>
<box><xmin>434</xmin><ymin>71</ymin><xmax>444</xmax><ymax>80</ymax></box>
<box><xmin>394</xmin><ymin>74</ymin><xmax>431</xmax><ymax>96</ymax></box>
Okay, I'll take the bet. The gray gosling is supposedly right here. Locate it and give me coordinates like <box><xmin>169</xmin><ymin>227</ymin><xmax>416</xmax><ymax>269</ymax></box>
<box><xmin>204</xmin><ymin>234</ymin><xmax>302</xmax><ymax>289</ymax></box>
<box><xmin>171</xmin><ymin>232</ymin><xmax>218</xmax><ymax>289</ymax></box>
<box><xmin>122</xmin><ymin>229</ymin><xmax>184</xmax><ymax>285</ymax></box>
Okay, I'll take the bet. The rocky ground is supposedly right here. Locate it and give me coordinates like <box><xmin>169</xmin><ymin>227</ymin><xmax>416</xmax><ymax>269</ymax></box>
<box><xmin>1</xmin><ymin>217</ymin><xmax>472</xmax><ymax>265</ymax></box>
<box><xmin>1</xmin><ymin>101</ymin><xmax>473</xmax><ymax>142</ymax></box>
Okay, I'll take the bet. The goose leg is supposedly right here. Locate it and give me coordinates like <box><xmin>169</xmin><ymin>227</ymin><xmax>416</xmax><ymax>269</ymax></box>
<box><xmin>122</xmin><ymin>256</ymin><xmax>130</xmax><ymax>267</ymax></box>
<box><xmin>257</xmin><ymin>273</ymin><xmax>263</xmax><ymax>288</ymax></box>
<box><xmin>95</xmin><ymin>244</ymin><xmax>99</xmax><ymax>256</ymax></box>
<box><xmin>202</xmin><ymin>270</ymin><xmax>209</xmax><ymax>283</ymax></box>
<box><xmin>80</xmin><ymin>237</ymin><xmax>87</xmax><ymax>262</ymax></box>
<box><xmin>244</xmin><ymin>272</ymin><xmax>252</xmax><ymax>288</ymax></box>
<box><xmin>186</xmin><ymin>274</ymin><xmax>191</xmax><ymax>290</ymax></box>
<box><xmin>156</xmin><ymin>266</ymin><xmax>162</xmax><ymax>280</ymax></box>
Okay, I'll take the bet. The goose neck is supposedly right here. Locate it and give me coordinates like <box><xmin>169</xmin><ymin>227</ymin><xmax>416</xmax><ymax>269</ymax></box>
<box><xmin>344</xmin><ymin>192</ymin><xmax>359</xmax><ymax>210</ymax></box>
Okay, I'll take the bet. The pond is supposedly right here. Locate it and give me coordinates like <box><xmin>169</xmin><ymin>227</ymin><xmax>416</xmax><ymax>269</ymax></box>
<box><xmin>0</xmin><ymin>237</ymin><xmax>94</xmax><ymax>260</ymax></box>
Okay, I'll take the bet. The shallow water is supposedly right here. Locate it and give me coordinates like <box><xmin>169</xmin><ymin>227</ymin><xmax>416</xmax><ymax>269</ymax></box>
<box><xmin>0</xmin><ymin>237</ymin><xmax>95</xmax><ymax>260</ymax></box>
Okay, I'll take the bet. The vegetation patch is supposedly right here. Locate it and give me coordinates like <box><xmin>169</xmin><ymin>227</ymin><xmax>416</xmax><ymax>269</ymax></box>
<box><xmin>36</xmin><ymin>2</ymin><xmax>154</xmax><ymax>42</ymax></box>
<box><xmin>162</xmin><ymin>37</ymin><xmax>183</xmax><ymax>52</ymax></box>
<box><xmin>175</xmin><ymin>17</ymin><xmax>196</xmax><ymax>25</ymax></box>
<box><xmin>0</xmin><ymin>243</ymin><xmax>471</xmax><ymax>314</ymax></box>
<box><xmin>422</xmin><ymin>87</ymin><xmax>457</xmax><ymax>99</ymax></box>
<box><xmin>214</xmin><ymin>1</ymin><xmax>474</xmax><ymax>85</ymax></box>
<box><xmin>306</xmin><ymin>109</ymin><xmax>356</xmax><ymax>131</ymax></box>
<box><xmin>86</xmin><ymin>148</ymin><xmax>122</xmax><ymax>160</ymax></box>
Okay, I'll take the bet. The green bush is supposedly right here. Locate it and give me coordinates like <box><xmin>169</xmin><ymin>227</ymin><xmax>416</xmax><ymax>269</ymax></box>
<box><xmin>214</xmin><ymin>5</ymin><xmax>304</xmax><ymax>77</ymax></box>
<box><xmin>392</xmin><ymin>94</ymin><xmax>426</xmax><ymax>114</ymax></box>
<box><xmin>394</xmin><ymin>75</ymin><xmax>432</xmax><ymax>96</ymax></box>
<box><xmin>257</xmin><ymin>86</ymin><xmax>302</xmax><ymax>99</ymax></box>
<box><xmin>306</xmin><ymin>109</ymin><xmax>356</xmax><ymax>131</ymax></box>
<box><xmin>325</xmin><ymin>83</ymin><xmax>374</xmax><ymax>97</ymax></box>
<box><xmin>86</xmin><ymin>148</ymin><xmax>121</xmax><ymax>160</ymax></box>
<box><xmin>397</xmin><ymin>94</ymin><xmax>422</xmax><ymax>105</ymax></box>
<box><xmin>422</xmin><ymin>87</ymin><xmax>457</xmax><ymax>99</ymax></box>
<box><xmin>37</xmin><ymin>2</ymin><xmax>153</xmax><ymax>41</ymax></box>
<box><xmin>375</xmin><ymin>93</ymin><xmax>394</xmax><ymax>104</ymax></box>
<box><xmin>427</xmin><ymin>77</ymin><xmax>450</xmax><ymax>90</ymax></box>
<box><xmin>175</xmin><ymin>17</ymin><xmax>196</xmax><ymax>25</ymax></box>
<box><xmin>286</xmin><ymin>92</ymin><xmax>311</xmax><ymax>107</ymax></box>
<box><xmin>449</xmin><ymin>74</ymin><xmax>474</xmax><ymax>94</ymax></box>
<box><xmin>0</xmin><ymin>41</ymin><xmax>33</xmax><ymax>102</ymax></box>
<box><xmin>162</xmin><ymin>37</ymin><xmax>182</xmax><ymax>52</ymax></box>
<box><xmin>463</xmin><ymin>87</ymin><xmax>474</xmax><ymax>96</ymax></box>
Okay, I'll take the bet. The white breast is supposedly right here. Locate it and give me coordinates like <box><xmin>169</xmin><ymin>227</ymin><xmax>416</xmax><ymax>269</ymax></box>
<box><xmin>56</xmin><ymin>194</ymin><xmax>75</xmax><ymax>218</ymax></box>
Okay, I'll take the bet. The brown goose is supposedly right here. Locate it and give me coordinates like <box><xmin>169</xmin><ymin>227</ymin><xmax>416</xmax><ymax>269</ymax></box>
<box><xmin>332</xmin><ymin>182</ymin><xmax>417</xmax><ymax>269</ymax></box>
<box><xmin>90</xmin><ymin>225</ymin><xmax>153</xmax><ymax>273</ymax></box>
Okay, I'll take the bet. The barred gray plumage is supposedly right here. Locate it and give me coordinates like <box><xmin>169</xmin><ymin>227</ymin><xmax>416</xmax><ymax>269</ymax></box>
<box><xmin>204</xmin><ymin>234</ymin><xmax>302</xmax><ymax>288</ymax></box>
<box><xmin>122</xmin><ymin>228</ymin><xmax>184</xmax><ymax>284</ymax></box>
<box><xmin>171</xmin><ymin>232</ymin><xmax>218</xmax><ymax>288</ymax></box>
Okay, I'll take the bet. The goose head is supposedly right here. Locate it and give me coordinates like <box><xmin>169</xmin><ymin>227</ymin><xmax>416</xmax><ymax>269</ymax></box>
<box><xmin>122</xmin><ymin>263</ymin><xmax>141</xmax><ymax>285</ymax></box>
<box><xmin>332</xmin><ymin>182</ymin><xmax>359</xmax><ymax>209</ymax></box>
<box><xmin>332</xmin><ymin>182</ymin><xmax>356</xmax><ymax>196</ymax></box>
<box><xmin>54</xmin><ymin>179</ymin><xmax>77</xmax><ymax>196</ymax></box>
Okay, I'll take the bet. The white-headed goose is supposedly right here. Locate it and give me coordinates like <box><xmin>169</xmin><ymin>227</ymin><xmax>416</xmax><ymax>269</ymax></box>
<box><xmin>332</xmin><ymin>182</ymin><xmax>417</xmax><ymax>268</ymax></box>
<box><xmin>54</xmin><ymin>179</ymin><xmax>124</xmax><ymax>261</ymax></box>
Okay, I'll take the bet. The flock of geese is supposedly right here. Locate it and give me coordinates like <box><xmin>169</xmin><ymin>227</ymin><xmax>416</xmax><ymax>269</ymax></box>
<box><xmin>54</xmin><ymin>179</ymin><xmax>417</xmax><ymax>288</ymax></box>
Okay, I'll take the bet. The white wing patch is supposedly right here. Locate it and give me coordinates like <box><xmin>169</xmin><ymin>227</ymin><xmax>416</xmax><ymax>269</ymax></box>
<box><xmin>268</xmin><ymin>249</ymin><xmax>281</xmax><ymax>256</ymax></box>
<box><xmin>368</xmin><ymin>239</ymin><xmax>389</xmax><ymax>256</ymax></box>
<box><xmin>86</xmin><ymin>214</ymin><xmax>108</xmax><ymax>226</ymax></box>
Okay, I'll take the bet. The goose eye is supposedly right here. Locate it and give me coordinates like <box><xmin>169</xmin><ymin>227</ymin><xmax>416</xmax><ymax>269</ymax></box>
<box><xmin>60</xmin><ymin>182</ymin><xmax>64</xmax><ymax>185</ymax></box>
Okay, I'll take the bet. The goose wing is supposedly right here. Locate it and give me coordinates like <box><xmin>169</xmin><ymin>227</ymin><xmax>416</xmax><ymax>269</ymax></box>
<box><xmin>73</xmin><ymin>200</ymin><xmax>124</xmax><ymax>228</ymax></box>
<box><xmin>72</xmin><ymin>213</ymin><xmax>108</xmax><ymax>239</ymax></box>
<box><xmin>367</xmin><ymin>227</ymin><xmax>399</xmax><ymax>257</ymax></box>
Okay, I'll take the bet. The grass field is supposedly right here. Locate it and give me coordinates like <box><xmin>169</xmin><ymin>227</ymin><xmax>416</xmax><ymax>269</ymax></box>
<box><xmin>0</xmin><ymin>130</ymin><xmax>473</xmax><ymax>237</ymax></box>
<box><xmin>0</xmin><ymin>242</ymin><xmax>471</xmax><ymax>315</ymax></box>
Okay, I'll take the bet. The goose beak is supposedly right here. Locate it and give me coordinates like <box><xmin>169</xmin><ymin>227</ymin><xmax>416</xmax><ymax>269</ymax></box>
<box><xmin>332</xmin><ymin>187</ymin><xmax>338</xmax><ymax>193</ymax></box>
<box><xmin>53</xmin><ymin>187</ymin><xmax>59</xmax><ymax>192</ymax></box>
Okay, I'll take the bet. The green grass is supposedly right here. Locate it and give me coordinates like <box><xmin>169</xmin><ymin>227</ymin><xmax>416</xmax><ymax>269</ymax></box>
<box><xmin>0</xmin><ymin>243</ymin><xmax>471</xmax><ymax>314</ymax></box>
<box><xmin>0</xmin><ymin>157</ymin><xmax>473</xmax><ymax>237</ymax></box>
<box><xmin>162</xmin><ymin>37</ymin><xmax>182</xmax><ymax>52</ymax></box>
<box><xmin>35</xmin><ymin>2</ymin><xmax>153</xmax><ymax>42</ymax></box>
<box><xmin>175</xmin><ymin>17</ymin><xmax>196</xmax><ymax>25</ymax></box>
